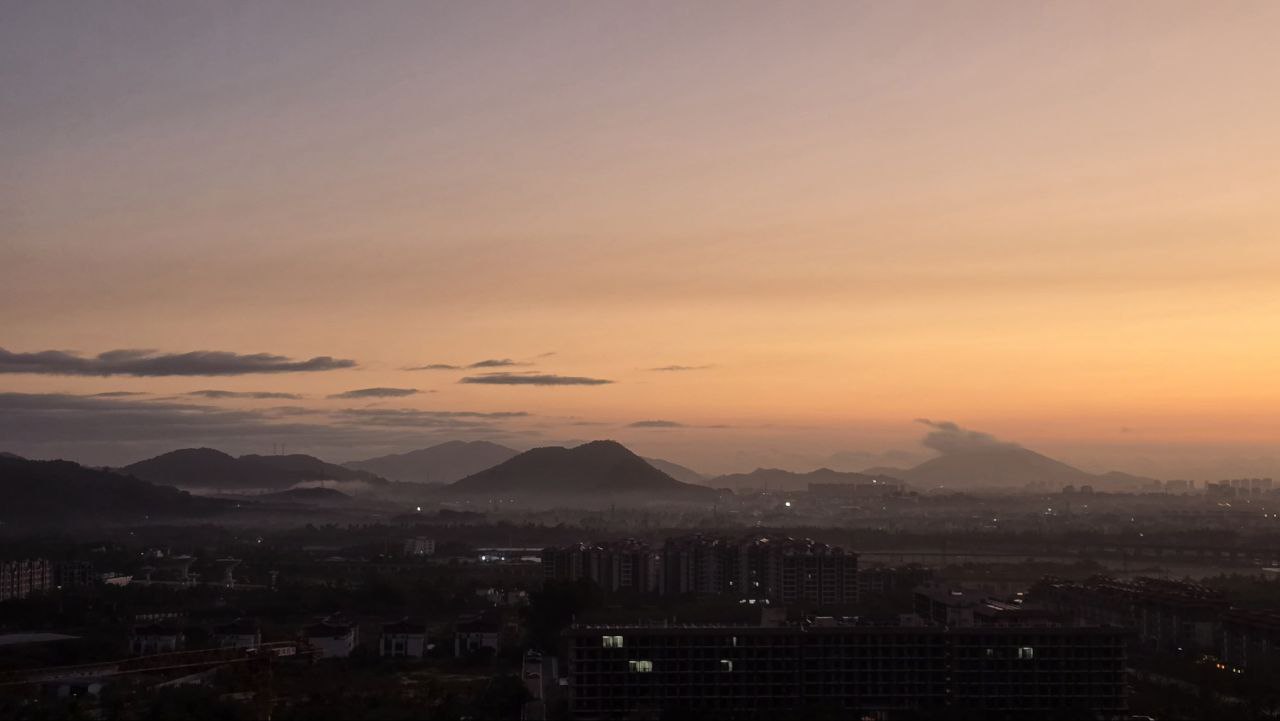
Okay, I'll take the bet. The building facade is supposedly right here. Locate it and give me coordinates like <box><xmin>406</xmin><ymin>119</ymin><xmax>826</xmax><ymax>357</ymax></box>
<box><xmin>380</xmin><ymin>619</ymin><xmax>428</xmax><ymax>659</ymax></box>
<box><xmin>0</xmin><ymin>559</ymin><xmax>53</xmax><ymax>601</ymax></box>
<box><xmin>543</xmin><ymin>540</ymin><xmax>658</xmax><ymax>594</ymax></box>
<box><xmin>564</xmin><ymin>622</ymin><xmax>1128</xmax><ymax>719</ymax></box>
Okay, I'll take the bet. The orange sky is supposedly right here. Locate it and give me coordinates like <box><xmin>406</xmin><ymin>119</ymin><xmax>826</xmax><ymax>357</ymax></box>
<box><xmin>3</xmin><ymin>1</ymin><xmax>1279</xmax><ymax>474</ymax></box>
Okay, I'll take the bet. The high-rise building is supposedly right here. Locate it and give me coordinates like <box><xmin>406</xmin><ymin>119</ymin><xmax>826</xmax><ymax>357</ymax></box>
<box><xmin>548</xmin><ymin>535</ymin><xmax>859</xmax><ymax>605</ymax></box>
<box><xmin>543</xmin><ymin>540</ymin><xmax>657</xmax><ymax>594</ymax></box>
<box><xmin>0</xmin><ymin>558</ymin><xmax>53</xmax><ymax>601</ymax></box>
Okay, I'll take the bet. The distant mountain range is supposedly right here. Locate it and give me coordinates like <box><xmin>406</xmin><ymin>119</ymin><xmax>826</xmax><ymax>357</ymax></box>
<box><xmin>709</xmin><ymin>467</ymin><xmax>900</xmax><ymax>491</ymax></box>
<box><xmin>863</xmin><ymin>446</ymin><xmax>1156</xmax><ymax>490</ymax></box>
<box><xmin>642</xmin><ymin>457</ymin><xmax>708</xmax><ymax>484</ymax></box>
<box><xmin>344</xmin><ymin>440</ymin><xmax>519</xmax><ymax>484</ymax></box>
<box><xmin>122</xmin><ymin>448</ymin><xmax>386</xmax><ymax>491</ymax></box>
<box><xmin>447</xmin><ymin>440</ymin><xmax>718</xmax><ymax>502</ymax></box>
<box><xmin>0</xmin><ymin>455</ymin><xmax>226</xmax><ymax>526</ymax></box>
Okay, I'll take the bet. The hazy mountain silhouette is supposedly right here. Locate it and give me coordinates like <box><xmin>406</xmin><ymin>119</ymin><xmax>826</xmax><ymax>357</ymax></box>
<box><xmin>0</xmin><ymin>451</ymin><xmax>25</xmax><ymax>460</ymax></box>
<box><xmin>643</xmin><ymin>457</ymin><xmax>708</xmax><ymax>484</ymax></box>
<box><xmin>122</xmin><ymin>448</ymin><xmax>384</xmax><ymax>491</ymax></box>
<box><xmin>710</xmin><ymin>467</ymin><xmax>900</xmax><ymax>491</ymax></box>
<box><xmin>239</xmin><ymin>453</ymin><xmax>383</xmax><ymax>483</ymax></box>
<box><xmin>863</xmin><ymin>446</ymin><xmax>1158</xmax><ymax>490</ymax></box>
<box><xmin>345</xmin><ymin>440</ymin><xmax>519</xmax><ymax>484</ymax></box>
<box><xmin>447</xmin><ymin>440</ymin><xmax>716</xmax><ymax>500</ymax></box>
<box><xmin>0</xmin><ymin>455</ymin><xmax>226</xmax><ymax>526</ymax></box>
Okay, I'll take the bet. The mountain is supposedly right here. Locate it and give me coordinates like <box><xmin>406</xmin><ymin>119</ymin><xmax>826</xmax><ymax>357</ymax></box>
<box><xmin>710</xmin><ymin>467</ymin><xmax>901</xmax><ymax>491</ymax></box>
<box><xmin>866</xmin><ymin>446</ymin><xmax>1123</xmax><ymax>491</ymax></box>
<box><xmin>643</xmin><ymin>457</ymin><xmax>708</xmax><ymax>485</ymax></box>
<box><xmin>0</xmin><ymin>455</ymin><xmax>226</xmax><ymax>526</ymax></box>
<box><xmin>447</xmin><ymin>440</ymin><xmax>717</xmax><ymax>501</ymax></box>
<box><xmin>345</xmin><ymin>441</ymin><xmax>519</xmax><ymax>484</ymax></box>
<box><xmin>899</xmin><ymin>448</ymin><xmax>1095</xmax><ymax>489</ymax></box>
<box><xmin>0</xmin><ymin>451</ymin><xmax>25</xmax><ymax>460</ymax></box>
<box><xmin>238</xmin><ymin>454</ymin><xmax>382</xmax><ymax>484</ymax></box>
<box><xmin>122</xmin><ymin>448</ymin><xmax>385</xmax><ymax>491</ymax></box>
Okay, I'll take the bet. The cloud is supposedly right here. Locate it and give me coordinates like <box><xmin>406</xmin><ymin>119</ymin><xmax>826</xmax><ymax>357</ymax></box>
<box><xmin>328</xmin><ymin>387</ymin><xmax>420</xmax><ymax>399</ymax></box>
<box><xmin>187</xmin><ymin>390</ymin><xmax>303</xmax><ymax>400</ymax></box>
<box><xmin>90</xmin><ymin>391</ymin><xmax>147</xmax><ymax>397</ymax></box>
<box><xmin>409</xmin><ymin>358</ymin><xmax>529</xmax><ymax>370</ymax></box>
<box><xmin>333</xmin><ymin>407</ymin><xmax>528</xmax><ymax>428</ymax></box>
<box><xmin>336</xmin><ymin>408</ymin><xmax>528</xmax><ymax>421</ymax></box>
<box><xmin>467</xmin><ymin>358</ymin><xmax>522</xmax><ymax>368</ymax></box>
<box><xmin>649</xmin><ymin>365</ymin><xmax>713</xmax><ymax>372</ymax></box>
<box><xmin>915</xmin><ymin>419</ymin><xmax>1021</xmax><ymax>455</ymax></box>
<box><xmin>0</xmin><ymin>347</ymin><xmax>356</xmax><ymax>376</ymax></box>
<box><xmin>628</xmin><ymin>420</ymin><xmax>686</xmax><ymax>428</ymax></box>
<box><xmin>460</xmin><ymin>372</ymin><xmax>613</xmax><ymax>386</ymax></box>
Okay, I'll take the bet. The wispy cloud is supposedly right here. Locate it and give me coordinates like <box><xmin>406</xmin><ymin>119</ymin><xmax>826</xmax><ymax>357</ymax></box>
<box><xmin>333</xmin><ymin>407</ymin><xmax>528</xmax><ymax>428</ymax></box>
<box><xmin>188</xmin><ymin>390</ymin><xmax>303</xmax><ymax>400</ymax></box>
<box><xmin>460</xmin><ymin>372</ymin><xmax>613</xmax><ymax>386</ymax></box>
<box><xmin>628</xmin><ymin>419</ymin><xmax>685</xmax><ymax>428</ymax></box>
<box><xmin>649</xmin><ymin>364</ymin><xmax>714</xmax><ymax>372</ymax></box>
<box><xmin>0</xmin><ymin>347</ymin><xmax>355</xmax><ymax>376</ymax></box>
<box><xmin>328</xmin><ymin>387</ymin><xmax>420</xmax><ymax>399</ymax></box>
<box><xmin>409</xmin><ymin>358</ymin><xmax>528</xmax><ymax>371</ymax></box>
<box><xmin>468</xmin><ymin>358</ymin><xmax>522</xmax><ymax>368</ymax></box>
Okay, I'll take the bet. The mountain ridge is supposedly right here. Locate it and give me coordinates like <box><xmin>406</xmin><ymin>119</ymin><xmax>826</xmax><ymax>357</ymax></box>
<box><xmin>122</xmin><ymin>448</ymin><xmax>385</xmax><ymax>491</ymax></box>
<box><xmin>447</xmin><ymin>440</ymin><xmax>717</xmax><ymax>501</ymax></box>
<box><xmin>344</xmin><ymin>440</ymin><xmax>519</xmax><ymax>484</ymax></box>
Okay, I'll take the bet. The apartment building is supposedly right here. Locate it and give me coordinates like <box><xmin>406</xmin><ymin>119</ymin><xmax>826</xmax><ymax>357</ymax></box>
<box><xmin>564</xmin><ymin>620</ymin><xmax>1128</xmax><ymax>719</ymax></box>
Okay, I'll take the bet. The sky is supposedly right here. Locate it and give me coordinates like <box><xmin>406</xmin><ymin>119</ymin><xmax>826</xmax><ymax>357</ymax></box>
<box><xmin>3</xmin><ymin>1</ymin><xmax>1280</xmax><ymax>476</ymax></box>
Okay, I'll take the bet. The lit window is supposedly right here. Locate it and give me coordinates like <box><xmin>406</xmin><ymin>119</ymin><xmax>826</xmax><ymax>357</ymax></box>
<box><xmin>730</xmin><ymin>636</ymin><xmax>738</xmax><ymax>647</ymax></box>
<box><xmin>720</xmin><ymin>659</ymin><xmax>734</xmax><ymax>672</ymax></box>
<box><xmin>601</xmin><ymin>635</ymin><xmax>624</xmax><ymax>648</ymax></box>
<box><xmin>629</xmin><ymin>660</ymin><xmax>653</xmax><ymax>672</ymax></box>
<box><xmin>1018</xmin><ymin>647</ymin><xmax>1034</xmax><ymax>660</ymax></box>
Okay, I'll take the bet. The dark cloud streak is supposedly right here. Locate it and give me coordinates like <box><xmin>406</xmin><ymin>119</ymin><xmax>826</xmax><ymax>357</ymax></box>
<box><xmin>0</xmin><ymin>348</ymin><xmax>355</xmax><ymax>376</ymax></box>
<box><xmin>460</xmin><ymin>372</ymin><xmax>612</xmax><ymax>386</ymax></box>
<box><xmin>188</xmin><ymin>390</ymin><xmax>303</xmax><ymax>400</ymax></box>
<box><xmin>327</xmin><ymin>387</ymin><xmax>420</xmax><ymax>399</ymax></box>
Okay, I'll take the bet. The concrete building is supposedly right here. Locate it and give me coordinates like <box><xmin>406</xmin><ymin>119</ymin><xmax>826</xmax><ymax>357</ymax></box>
<box><xmin>1</xmin><ymin>559</ymin><xmax>52</xmax><ymax>601</ymax></box>
<box><xmin>212</xmin><ymin>618</ymin><xmax>261</xmax><ymax>649</ymax></box>
<box><xmin>54</xmin><ymin>561</ymin><xmax>94</xmax><ymax>589</ymax></box>
<box><xmin>913</xmin><ymin>584</ymin><xmax>1058</xmax><ymax>628</ymax></box>
<box><xmin>1220</xmin><ymin>609</ymin><xmax>1280</xmax><ymax>672</ymax></box>
<box><xmin>660</xmin><ymin>535</ymin><xmax>735</xmax><ymax>596</ymax></box>
<box><xmin>403</xmin><ymin>537</ymin><xmax>436</xmax><ymax>557</ymax></box>
<box><xmin>1042</xmin><ymin>576</ymin><xmax>1227</xmax><ymax>653</ymax></box>
<box><xmin>543</xmin><ymin>540</ymin><xmax>657</xmax><ymax>594</ymax></box>
<box><xmin>662</xmin><ymin>535</ymin><xmax>859</xmax><ymax>605</ymax></box>
<box><xmin>129</xmin><ymin>624</ymin><xmax>185</xmax><ymax>655</ymax></box>
<box><xmin>454</xmin><ymin>612</ymin><xmax>502</xmax><ymax>657</ymax></box>
<box><xmin>304</xmin><ymin>620</ymin><xmax>359</xmax><ymax>659</ymax></box>
<box><xmin>563</xmin><ymin>620</ymin><xmax>1128</xmax><ymax>718</ymax></box>
<box><xmin>380</xmin><ymin>619</ymin><xmax>428</xmax><ymax>659</ymax></box>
